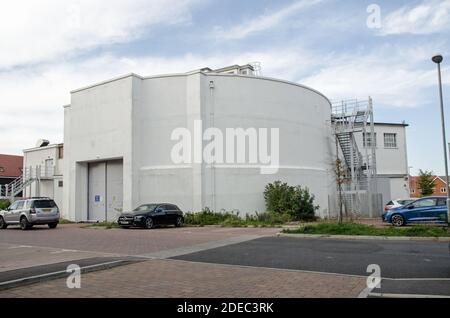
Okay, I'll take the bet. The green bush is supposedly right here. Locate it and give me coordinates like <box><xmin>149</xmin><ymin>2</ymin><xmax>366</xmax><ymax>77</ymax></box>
<box><xmin>0</xmin><ymin>199</ymin><xmax>10</xmax><ymax>210</ymax></box>
<box><xmin>184</xmin><ymin>208</ymin><xmax>241</xmax><ymax>226</ymax></box>
<box><xmin>264</xmin><ymin>181</ymin><xmax>318</xmax><ymax>221</ymax></box>
<box><xmin>184</xmin><ymin>208</ymin><xmax>291</xmax><ymax>227</ymax></box>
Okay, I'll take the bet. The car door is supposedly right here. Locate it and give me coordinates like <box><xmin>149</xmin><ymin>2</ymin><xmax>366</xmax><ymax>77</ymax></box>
<box><xmin>4</xmin><ymin>201</ymin><xmax>18</xmax><ymax>222</ymax></box>
<box><xmin>165</xmin><ymin>204</ymin><xmax>178</xmax><ymax>224</ymax></box>
<box><xmin>432</xmin><ymin>198</ymin><xmax>448</xmax><ymax>223</ymax></box>
<box><xmin>411</xmin><ymin>198</ymin><xmax>437</xmax><ymax>222</ymax></box>
<box><xmin>153</xmin><ymin>205</ymin><xmax>167</xmax><ymax>225</ymax></box>
<box><xmin>12</xmin><ymin>200</ymin><xmax>25</xmax><ymax>223</ymax></box>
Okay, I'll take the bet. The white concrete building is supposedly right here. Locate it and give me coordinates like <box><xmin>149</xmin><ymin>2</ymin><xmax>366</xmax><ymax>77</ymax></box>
<box><xmin>63</xmin><ymin>66</ymin><xmax>336</xmax><ymax>221</ymax></box>
<box><xmin>22</xmin><ymin>142</ymin><xmax>64</xmax><ymax>209</ymax></box>
<box><xmin>355</xmin><ymin>122</ymin><xmax>409</xmax><ymax>203</ymax></box>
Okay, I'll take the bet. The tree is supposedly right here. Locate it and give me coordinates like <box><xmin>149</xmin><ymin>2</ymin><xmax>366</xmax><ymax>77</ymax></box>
<box><xmin>418</xmin><ymin>170</ymin><xmax>435</xmax><ymax>197</ymax></box>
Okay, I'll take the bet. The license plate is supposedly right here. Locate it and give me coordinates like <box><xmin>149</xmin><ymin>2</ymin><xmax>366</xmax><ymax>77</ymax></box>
<box><xmin>42</xmin><ymin>208</ymin><xmax>52</xmax><ymax>213</ymax></box>
<box><xmin>120</xmin><ymin>221</ymin><xmax>129</xmax><ymax>224</ymax></box>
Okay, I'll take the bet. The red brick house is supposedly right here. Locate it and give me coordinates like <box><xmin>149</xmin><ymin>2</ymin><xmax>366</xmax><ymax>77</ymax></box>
<box><xmin>0</xmin><ymin>154</ymin><xmax>23</xmax><ymax>184</ymax></box>
<box><xmin>409</xmin><ymin>175</ymin><xmax>448</xmax><ymax>198</ymax></box>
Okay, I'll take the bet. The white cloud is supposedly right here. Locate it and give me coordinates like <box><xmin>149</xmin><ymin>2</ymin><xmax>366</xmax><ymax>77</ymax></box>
<box><xmin>1</xmin><ymin>43</ymin><xmax>449</xmax><ymax>154</ymax></box>
<box><xmin>0</xmin><ymin>0</ymin><xmax>198</xmax><ymax>69</ymax></box>
<box><xmin>380</xmin><ymin>0</ymin><xmax>450</xmax><ymax>35</ymax></box>
<box><xmin>213</xmin><ymin>0</ymin><xmax>322</xmax><ymax>40</ymax></box>
<box><xmin>300</xmin><ymin>45</ymin><xmax>450</xmax><ymax>108</ymax></box>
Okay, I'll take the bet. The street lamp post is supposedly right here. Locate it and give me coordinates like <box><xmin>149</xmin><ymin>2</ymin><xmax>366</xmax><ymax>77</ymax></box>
<box><xmin>432</xmin><ymin>54</ymin><xmax>450</xmax><ymax>227</ymax></box>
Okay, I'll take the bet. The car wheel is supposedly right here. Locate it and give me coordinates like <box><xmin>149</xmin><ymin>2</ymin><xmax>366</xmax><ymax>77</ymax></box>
<box><xmin>391</xmin><ymin>214</ymin><xmax>405</xmax><ymax>227</ymax></box>
<box><xmin>145</xmin><ymin>217</ymin><xmax>154</xmax><ymax>229</ymax></box>
<box><xmin>20</xmin><ymin>217</ymin><xmax>31</xmax><ymax>230</ymax></box>
<box><xmin>175</xmin><ymin>216</ymin><xmax>184</xmax><ymax>227</ymax></box>
<box><xmin>0</xmin><ymin>217</ymin><xmax>7</xmax><ymax>229</ymax></box>
<box><xmin>48</xmin><ymin>222</ymin><xmax>58</xmax><ymax>229</ymax></box>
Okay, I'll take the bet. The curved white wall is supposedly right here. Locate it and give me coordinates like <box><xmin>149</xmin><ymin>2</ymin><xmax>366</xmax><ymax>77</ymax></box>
<box><xmin>65</xmin><ymin>71</ymin><xmax>335</xmax><ymax>221</ymax></box>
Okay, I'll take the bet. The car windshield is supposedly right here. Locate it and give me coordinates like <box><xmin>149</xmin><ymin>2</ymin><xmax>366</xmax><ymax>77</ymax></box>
<box><xmin>32</xmin><ymin>200</ymin><xmax>56</xmax><ymax>208</ymax></box>
<box><xmin>133</xmin><ymin>204</ymin><xmax>158</xmax><ymax>212</ymax></box>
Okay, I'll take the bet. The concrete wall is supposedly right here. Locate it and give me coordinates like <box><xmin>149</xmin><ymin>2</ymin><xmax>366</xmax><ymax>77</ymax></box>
<box><xmin>64</xmin><ymin>71</ymin><xmax>334</xmax><ymax>221</ymax></box>
<box><xmin>354</xmin><ymin>123</ymin><xmax>409</xmax><ymax>203</ymax></box>
<box><xmin>23</xmin><ymin>145</ymin><xmax>64</xmax><ymax>210</ymax></box>
<box><xmin>64</xmin><ymin>75</ymin><xmax>134</xmax><ymax>221</ymax></box>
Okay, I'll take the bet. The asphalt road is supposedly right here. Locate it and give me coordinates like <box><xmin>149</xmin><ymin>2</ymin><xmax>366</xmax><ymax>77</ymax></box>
<box><xmin>173</xmin><ymin>236</ymin><xmax>450</xmax><ymax>296</ymax></box>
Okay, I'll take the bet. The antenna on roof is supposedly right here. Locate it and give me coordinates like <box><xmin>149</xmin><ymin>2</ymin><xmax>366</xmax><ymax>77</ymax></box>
<box><xmin>249</xmin><ymin>62</ymin><xmax>262</xmax><ymax>76</ymax></box>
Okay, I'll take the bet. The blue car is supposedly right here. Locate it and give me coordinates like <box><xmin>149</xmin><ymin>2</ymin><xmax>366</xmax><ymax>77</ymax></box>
<box><xmin>382</xmin><ymin>196</ymin><xmax>449</xmax><ymax>227</ymax></box>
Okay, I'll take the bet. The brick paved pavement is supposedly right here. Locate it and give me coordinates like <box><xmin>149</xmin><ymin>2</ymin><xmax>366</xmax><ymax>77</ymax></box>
<box><xmin>0</xmin><ymin>224</ymin><xmax>279</xmax><ymax>256</ymax></box>
<box><xmin>0</xmin><ymin>259</ymin><xmax>366</xmax><ymax>298</ymax></box>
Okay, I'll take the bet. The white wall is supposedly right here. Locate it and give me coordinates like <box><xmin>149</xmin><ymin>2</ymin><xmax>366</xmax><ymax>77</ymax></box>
<box><xmin>23</xmin><ymin>145</ymin><xmax>63</xmax><ymax>210</ymax></box>
<box><xmin>64</xmin><ymin>75</ymin><xmax>134</xmax><ymax>221</ymax></box>
<box><xmin>354</xmin><ymin>123</ymin><xmax>410</xmax><ymax>202</ymax></box>
<box><xmin>64</xmin><ymin>71</ymin><xmax>335</xmax><ymax>220</ymax></box>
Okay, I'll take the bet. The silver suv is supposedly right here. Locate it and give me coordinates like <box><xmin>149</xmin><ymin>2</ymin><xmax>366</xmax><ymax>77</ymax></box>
<box><xmin>0</xmin><ymin>197</ymin><xmax>60</xmax><ymax>230</ymax></box>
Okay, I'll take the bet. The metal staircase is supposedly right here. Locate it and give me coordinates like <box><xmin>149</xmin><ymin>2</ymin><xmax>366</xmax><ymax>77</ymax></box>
<box><xmin>0</xmin><ymin>175</ymin><xmax>35</xmax><ymax>199</ymax></box>
<box><xmin>0</xmin><ymin>165</ymin><xmax>54</xmax><ymax>201</ymax></box>
<box><xmin>331</xmin><ymin>98</ymin><xmax>377</xmax><ymax>192</ymax></box>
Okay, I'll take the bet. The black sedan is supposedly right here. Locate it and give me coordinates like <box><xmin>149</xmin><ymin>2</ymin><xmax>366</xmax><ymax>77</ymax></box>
<box><xmin>117</xmin><ymin>203</ymin><xmax>184</xmax><ymax>229</ymax></box>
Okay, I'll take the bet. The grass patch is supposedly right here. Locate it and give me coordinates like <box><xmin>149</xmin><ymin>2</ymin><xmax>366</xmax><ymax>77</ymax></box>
<box><xmin>283</xmin><ymin>223</ymin><xmax>450</xmax><ymax>237</ymax></box>
<box><xmin>59</xmin><ymin>219</ymin><xmax>75</xmax><ymax>224</ymax></box>
<box><xmin>82</xmin><ymin>221</ymin><xmax>120</xmax><ymax>229</ymax></box>
<box><xmin>184</xmin><ymin>209</ymin><xmax>291</xmax><ymax>227</ymax></box>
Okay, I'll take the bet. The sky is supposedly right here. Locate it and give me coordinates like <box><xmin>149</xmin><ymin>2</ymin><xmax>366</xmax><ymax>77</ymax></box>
<box><xmin>0</xmin><ymin>0</ymin><xmax>449</xmax><ymax>175</ymax></box>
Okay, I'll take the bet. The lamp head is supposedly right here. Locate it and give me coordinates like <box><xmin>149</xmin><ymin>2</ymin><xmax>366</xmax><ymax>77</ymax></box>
<box><xmin>432</xmin><ymin>54</ymin><xmax>443</xmax><ymax>64</ymax></box>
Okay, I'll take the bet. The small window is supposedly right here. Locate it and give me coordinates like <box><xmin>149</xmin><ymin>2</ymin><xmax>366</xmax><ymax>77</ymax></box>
<box><xmin>0</xmin><ymin>167</ymin><xmax>4</xmax><ymax>173</ymax></box>
<box><xmin>384</xmin><ymin>133</ymin><xmax>397</xmax><ymax>148</ymax></box>
<box><xmin>437</xmin><ymin>198</ymin><xmax>447</xmax><ymax>206</ymax></box>
<box><xmin>411</xmin><ymin>189</ymin><xmax>416</xmax><ymax>194</ymax></box>
<box><xmin>58</xmin><ymin>146</ymin><xmax>64</xmax><ymax>159</ymax></box>
<box><xmin>15</xmin><ymin>201</ymin><xmax>25</xmax><ymax>209</ymax></box>
<box><xmin>363</xmin><ymin>132</ymin><xmax>377</xmax><ymax>147</ymax></box>
<box><xmin>441</xmin><ymin>187</ymin><xmax>447</xmax><ymax>193</ymax></box>
<box><xmin>58</xmin><ymin>180</ymin><xmax>63</xmax><ymax>187</ymax></box>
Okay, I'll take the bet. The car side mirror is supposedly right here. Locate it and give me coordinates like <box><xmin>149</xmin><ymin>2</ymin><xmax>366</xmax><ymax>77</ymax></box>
<box><xmin>408</xmin><ymin>205</ymin><xmax>414</xmax><ymax>210</ymax></box>
<box><xmin>155</xmin><ymin>208</ymin><xmax>162</xmax><ymax>213</ymax></box>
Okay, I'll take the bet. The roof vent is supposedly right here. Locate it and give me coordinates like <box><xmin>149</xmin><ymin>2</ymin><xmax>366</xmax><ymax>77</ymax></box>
<box><xmin>36</xmin><ymin>139</ymin><xmax>50</xmax><ymax>147</ymax></box>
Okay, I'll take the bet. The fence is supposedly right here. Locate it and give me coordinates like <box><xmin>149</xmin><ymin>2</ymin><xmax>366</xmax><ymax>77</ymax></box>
<box><xmin>328</xmin><ymin>191</ymin><xmax>383</xmax><ymax>219</ymax></box>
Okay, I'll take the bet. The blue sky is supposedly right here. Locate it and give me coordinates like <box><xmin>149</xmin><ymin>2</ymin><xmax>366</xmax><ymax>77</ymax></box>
<box><xmin>0</xmin><ymin>0</ymin><xmax>449</xmax><ymax>175</ymax></box>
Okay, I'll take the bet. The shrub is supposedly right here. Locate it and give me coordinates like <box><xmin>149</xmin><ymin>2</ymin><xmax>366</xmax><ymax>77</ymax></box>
<box><xmin>0</xmin><ymin>199</ymin><xmax>10</xmax><ymax>210</ymax></box>
<box><xmin>264</xmin><ymin>181</ymin><xmax>318</xmax><ymax>221</ymax></box>
<box><xmin>184</xmin><ymin>208</ymin><xmax>240</xmax><ymax>226</ymax></box>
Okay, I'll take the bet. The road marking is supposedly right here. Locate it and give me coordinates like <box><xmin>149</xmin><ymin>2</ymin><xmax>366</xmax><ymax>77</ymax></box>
<box><xmin>0</xmin><ymin>260</ymin><xmax>125</xmax><ymax>288</ymax></box>
<box><xmin>137</xmin><ymin>235</ymin><xmax>263</xmax><ymax>259</ymax></box>
<box><xmin>50</xmin><ymin>249</ymin><xmax>79</xmax><ymax>254</ymax></box>
<box><xmin>7</xmin><ymin>245</ymin><xmax>33</xmax><ymax>249</ymax></box>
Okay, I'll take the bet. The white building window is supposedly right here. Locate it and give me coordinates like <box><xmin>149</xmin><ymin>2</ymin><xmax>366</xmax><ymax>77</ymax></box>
<box><xmin>384</xmin><ymin>133</ymin><xmax>397</xmax><ymax>148</ymax></box>
<box><xmin>363</xmin><ymin>132</ymin><xmax>377</xmax><ymax>147</ymax></box>
<box><xmin>441</xmin><ymin>187</ymin><xmax>447</xmax><ymax>193</ymax></box>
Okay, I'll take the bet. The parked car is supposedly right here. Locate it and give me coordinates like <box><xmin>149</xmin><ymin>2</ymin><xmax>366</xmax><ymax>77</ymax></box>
<box><xmin>118</xmin><ymin>203</ymin><xmax>184</xmax><ymax>229</ymax></box>
<box><xmin>384</xmin><ymin>198</ymin><xmax>415</xmax><ymax>212</ymax></box>
<box><xmin>0</xmin><ymin>197</ymin><xmax>60</xmax><ymax>230</ymax></box>
<box><xmin>382</xmin><ymin>196</ymin><xmax>449</xmax><ymax>227</ymax></box>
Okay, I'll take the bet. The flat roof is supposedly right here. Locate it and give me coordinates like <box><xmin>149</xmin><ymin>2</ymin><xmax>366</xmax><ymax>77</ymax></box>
<box><xmin>374</xmin><ymin>122</ymin><xmax>409</xmax><ymax>127</ymax></box>
<box><xmin>23</xmin><ymin>143</ymin><xmax>63</xmax><ymax>153</ymax></box>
